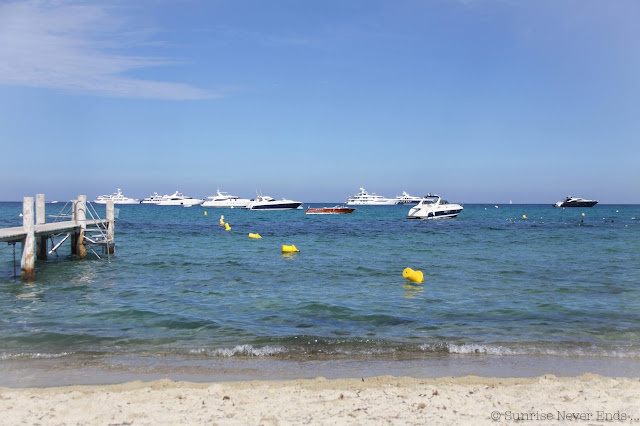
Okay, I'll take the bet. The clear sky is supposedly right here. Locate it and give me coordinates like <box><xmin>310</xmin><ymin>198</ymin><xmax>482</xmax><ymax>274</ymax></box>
<box><xmin>1</xmin><ymin>0</ymin><xmax>638</xmax><ymax>203</ymax></box>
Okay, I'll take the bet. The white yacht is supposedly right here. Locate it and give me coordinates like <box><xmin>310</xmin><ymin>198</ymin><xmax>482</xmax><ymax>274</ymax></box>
<box><xmin>94</xmin><ymin>188</ymin><xmax>140</xmax><ymax>205</ymax></box>
<box><xmin>157</xmin><ymin>191</ymin><xmax>204</xmax><ymax>207</ymax></box>
<box><xmin>141</xmin><ymin>192</ymin><xmax>170</xmax><ymax>204</ymax></box>
<box><xmin>553</xmin><ymin>196</ymin><xmax>598</xmax><ymax>208</ymax></box>
<box><xmin>394</xmin><ymin>191</ymin><xmax>422</xmax><ymax>205</ymax></box>
<box><xmin>202</xmin><ymin>190</ymin><xmax>251</xmax><ymax>208</ymax></box>
<box><xmin>245</xmin><ymin>195</ymin><xmax>302</xmax><ymax>210</ymax></box>
<box><xmin>406</xmin><ymin>194</ymin><xmax>463</xmax><ymax>219</ymax></box>
<box><xmin>346</xmin><ymin>187</ymin><xmax>398</xmax><ymax>205</ymax></box>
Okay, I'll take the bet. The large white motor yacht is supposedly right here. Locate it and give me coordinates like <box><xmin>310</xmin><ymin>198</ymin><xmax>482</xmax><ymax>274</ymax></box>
<box><xmin>157</xmin><ymin>191</ymin><xmax>204</xmax><ymax>206</ymax></box>
<box><xmin>553</xmin><ymin>196</ymin><xmax>598</xmax><ymax>208</ymax></box>
<box><xmin>141</xmin><ymin>192</ymin><xmax>170</xmax><ymax>204</ymax></box>
<box><xmin>94</xmin><ymin>188</ymin><xmax>140</xmax><ymax>205</ymax></box>
<box><xmin>245</xmin><ymin>195</ymin><xmax>302</xmax><ymax>210</ymax></box>
<box><xmin>346</xmin><ymin>187</ymin><xmax>398</xmax><ymax>205</ymax></box>
<box><xmin>202</xmin><ymin>190</ymin><xmax>251</xmax><ymax>208</ymax></box>
<box><xmin>406</xmin><ymin>194</ymin><xmax>463</xmax><ymax>219</ymax></box>
<box><xmin>394</xmin><ymin>191</ymin><xmax>422</xmax><ymax>205</ymax></box>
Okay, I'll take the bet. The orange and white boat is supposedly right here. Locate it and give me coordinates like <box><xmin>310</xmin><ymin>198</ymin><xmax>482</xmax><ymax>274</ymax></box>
<box><xmin>304</xmin><ymin>205</ymin><xmax>355</xmax><ymax>215</ymax></box>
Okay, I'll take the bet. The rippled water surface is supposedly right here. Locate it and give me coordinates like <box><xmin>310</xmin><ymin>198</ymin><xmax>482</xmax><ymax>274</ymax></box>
<box><xmin>1</xmin><ymin>202</ymin><xmax>639</xmax><ymax>380</ymax></box>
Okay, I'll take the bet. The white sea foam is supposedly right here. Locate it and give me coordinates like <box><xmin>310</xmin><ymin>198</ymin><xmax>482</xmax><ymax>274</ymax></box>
<box><xmin>0</xmin><ymin>352</ymin><xmax>73</xmax><ymax>360</ymax></box>
<box><xmin>187</xmin><ymin>342</ymin><xmax>640</xmax><ymax>359</ymax></box>
<box><xmin>433</xmin><ymin>343</ymin><xmax>640</xmax><ymax>359</ymax></box>
<box><xmin>190</xmin><ymin>345</ymin><xmax>287</xmax><ymax>357</ymax></box>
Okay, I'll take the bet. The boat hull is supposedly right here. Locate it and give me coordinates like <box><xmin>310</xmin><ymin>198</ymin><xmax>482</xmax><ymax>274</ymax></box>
<box><xmin>553</xmin><ymin>201</ymin><xmax>598</xmax><ymax>207</ymax></box>
<box><xmin>158</xmin><ymin>199</ymin><xmax>204</xmax><ymax>206</ymax></box>
<box><xmin>94</xmin><ymin>199</ymin><xmax>140</xmax><ymax>205</ymax></box>
<box><xmin>406</xmin><ymin>208</ymin><xmax>463</xmax><ymax>219</ymax></box>
<box><xmin>248</xmin><ymin>202</ymin><xmax>302</xmax><ymax>210</ymax></box>
<box><xmin>305</xmin><ymin>207</ymin><xmax>355</xmax><ymax>214</ymax></box>
<box><xmin>202</xmin><ymin>200</ymin><xmax>250</xmax><ymax>208</ymax></box>
<box><xmin>346</xmin><ymin>200</ymin><xmax>397</xmax><ymax>205</ymax></box>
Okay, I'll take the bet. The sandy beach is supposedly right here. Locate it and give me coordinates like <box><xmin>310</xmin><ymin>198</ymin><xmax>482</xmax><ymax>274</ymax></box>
<box><xmin>1</xmin><ymin>374</ymin><xmax>639</xmax><ymax>425</ymax></box>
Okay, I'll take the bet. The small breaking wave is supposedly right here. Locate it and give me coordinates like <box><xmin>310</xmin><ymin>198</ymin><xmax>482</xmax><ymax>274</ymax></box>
<box><xmin>1</xmin><ymin>351</ymin><xmax>74</xmax><ymax>360</ymax></box>
<box><xmin>183</xmin><ymin>340</ymin><xmax>640</xmax><ymax>360</ymax></box>
<box><xmin>430</xmin><ymin>342</ymin><xmax>640</xmax><ymax>359</ymax></box>
<box><xmin>189</xmin><ymin>344</ymin><xmax>287</xmax><ymax>357</ymax></box>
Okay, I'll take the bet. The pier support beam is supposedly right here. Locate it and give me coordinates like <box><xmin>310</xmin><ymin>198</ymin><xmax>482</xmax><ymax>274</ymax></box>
<box><xmin>106</xmin><ymin>201</ymin><xmax>115</xmax><ymax>254</ymax></box>
<box><xmin>70</xmin><ymin>198</ymin><xmax>77</xmax><ymax>255</ymax></box>
<box><xmin>20</xmin><ymin>197</ymin><xmax>35</xmax><ymax>281</ymax></box>
<box><xmin>36</xmin><ymin>194</ymin><xmax>47</xmax><ymax>260</ymax></box>
<box><xmin>75</xmin><ymin>195</ymin><xmax>87</xmax><ymax>259</ymax></box>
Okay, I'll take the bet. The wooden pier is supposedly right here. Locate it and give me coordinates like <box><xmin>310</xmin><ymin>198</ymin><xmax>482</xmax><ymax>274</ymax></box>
<box><xmin>0</xmin><ymin>194</ymin><xmax>115</xmax><ymax>280</ymax></box>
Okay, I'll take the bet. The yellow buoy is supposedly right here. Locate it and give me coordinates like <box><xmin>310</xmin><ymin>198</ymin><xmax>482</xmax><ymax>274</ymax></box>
<box><xmin>282</xmin><ymin>244</ymin><xmax>300</xmax><ymax>253</ymax></box>
<box><xmin>582</xmin><ymin>212</ymin><xmax>585</xmax><ymax>216</ymax></box>
<box><xmin>224</xmin><ymin>223</ymin><xmax>231</xmax><ymax>231</ymax></box>
<box><xmin>249</xmin><ymin>233</ymin><xmax>262</xmax><ymax>239</ymax></box>
<box><xmin>522</xmin><ymin>214</ymin><xmax>527</xmax><ymax>219</ymax></box>
<box><xmin>204</xmin><ymin>211</ymin><xmax>207</xmax><ymax>216</ymax></box>
<box><xmin>403</xmin><ymin>267</ymin><xmax>424</xmax><ymax>283</ymax></box>
<box><xmin>220</xmin><ymin>215</ymin><xmax>225</xmax><ymax>226</ymax></box>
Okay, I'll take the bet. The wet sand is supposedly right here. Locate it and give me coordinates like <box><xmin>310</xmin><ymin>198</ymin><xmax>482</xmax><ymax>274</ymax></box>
<box><xmin>4</xmin><ymin>353</ymin><xmax>640</xmax><ymax>388</ymax></box>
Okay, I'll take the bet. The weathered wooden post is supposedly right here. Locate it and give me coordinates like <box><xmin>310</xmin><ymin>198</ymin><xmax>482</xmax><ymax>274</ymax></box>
<box><xmin>70</xmin><ymin>198</ymin><xmax>77</xmax><ymax>255</ymax></box>
<box><xmin>76</xmin><ymin>195</ymin><xmax>87</xmax><ymax>259</ymax></box>
<box><xmin>106</xmin><ymin>201</ymin><xmax>115</xmax><ymax>254</ymax></box>
<box><xmin>21</xmin><ymin>197</ymin><xmax>35</xmax><ymax>280</ymax></box>
<box><xmin>36</xmin><ymin>193</ymin><xmax>47</xmax><ymax>260</ymax></box>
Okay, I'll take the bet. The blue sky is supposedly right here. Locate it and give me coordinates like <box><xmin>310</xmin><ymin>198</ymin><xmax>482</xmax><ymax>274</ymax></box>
<box><xmin>1</xmin><ymin>0</ymin><xmax>638</xmax><ymax>203</ymax></box>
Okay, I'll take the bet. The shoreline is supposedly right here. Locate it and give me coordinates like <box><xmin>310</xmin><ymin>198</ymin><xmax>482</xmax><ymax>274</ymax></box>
<box><xmin>3</xmin><ymin>353</ymin><xmax>640</xmax><ymax>388</ymax></box>
<box><xmin>1</xmin><ymin>374</ymin><xmax>639</xmax><ymax>425</ymax></box>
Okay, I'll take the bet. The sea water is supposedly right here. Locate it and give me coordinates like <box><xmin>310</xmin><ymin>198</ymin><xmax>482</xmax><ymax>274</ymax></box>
<box><xmin>1</xmin><ymin>202</ymin><xmax>639</xmax><ymax>385</ymax></box>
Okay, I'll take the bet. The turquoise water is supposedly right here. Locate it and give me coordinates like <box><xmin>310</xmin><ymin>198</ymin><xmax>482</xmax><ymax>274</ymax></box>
<box><xmin>1</xmin><ymin>202</ymin><xmax>639</xmax><ymax>382</ymax></box>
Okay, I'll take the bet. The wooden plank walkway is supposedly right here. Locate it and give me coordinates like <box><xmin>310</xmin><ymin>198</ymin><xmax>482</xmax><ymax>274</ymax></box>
<box><xmin>2</xmin><ymin>194</ymin><xmax>116</xmax><ymax>280</ymax></box>
<box><xmin>0</xmin><ymin>219</ymin><xmax>108</xmax><ymax>243</ymax></box>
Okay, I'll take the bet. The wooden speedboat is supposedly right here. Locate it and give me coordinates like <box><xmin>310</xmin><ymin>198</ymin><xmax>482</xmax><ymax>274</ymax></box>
<box><xmin>305</xmin><ymin>205</ymin><xmax>355</xmax><ymax>215</ymax></box>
